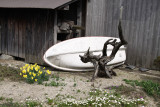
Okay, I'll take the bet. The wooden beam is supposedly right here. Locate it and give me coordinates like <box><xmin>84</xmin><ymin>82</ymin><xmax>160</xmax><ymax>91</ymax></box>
<box><xmin>54</xmin><ymin>10</ymin><xmax>57</xmax><ymax>44</ymax></box>
<box><xmin>77</xmin><ymin>0</ymin><xmax>82</xmax><ymax>37</ymax></box>
<box><xmin>0</xmin><ymin>22</ymin><xmax>1</xmax><ymax>54</ymax></box>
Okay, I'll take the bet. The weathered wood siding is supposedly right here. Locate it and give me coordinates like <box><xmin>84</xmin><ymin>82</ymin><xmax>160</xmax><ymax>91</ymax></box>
<box><xmin>0</xmin><ymin>9</ymin><xmax>55</xmax><ymax>64</ymax></box>
<box><xmin>86</xmin><ymin>0</ymin><xmax>160</xmax><ymax>69</ymax></box>
<box><xmin>0</xmin><ymin>1</ymin><xmax>82</xmax><ymax>65</ymax></box>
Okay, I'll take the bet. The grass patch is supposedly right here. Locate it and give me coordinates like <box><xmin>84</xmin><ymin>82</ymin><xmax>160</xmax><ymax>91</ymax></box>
<box><xmin>46</xmin><ymin>98</ymin><xmax>54</xmax><ymax>105</ymax></box>
<box><xmin>45</xmin><ymin>80</ymin><xmax>66</xmax><ymax>87</ymax></box>
<box><xmin>123</xmin><ymin>79</ymin><xmax>160</xmax><ymax>99</ymax></box>
<box><xmin>0</xmin><ymin>97</ymin><xmax>5</xmax><ymax>101</ymax></box>
<box><xmin>73</xmin><ymin>83</ymin><xmax>77</xmax><ymax>87</ymax></box>
<box><xmin>45</xmin><ymin>74</ymin><xmax>66</xmax><ymax>87</ymax></box>
<box><xmin>0</xmin><ymin>102</ymin><xmax>22</xmax><ymax>107</ymax></box>
<box><xmin>89</xmin><ymin>89</ymin><xmax>103</xmax><ymax>96</ymax></box>
<box><xmin>105</xmin><ymin>85</ymin><xmax>146</xmax><ymax>99</ymax></box>
<box><xmin>0</xmin><ymin>97</ymin><xmax>22</xmax><ymax>107</ymax></box>
<box><xmin>54</xmin><ymin>89</ymin><xmax>146</xmax><ymax>107</ymax></box>
<box><xmin>25</xmin><ymin>100</ymin><xmax>42</xmax><ymax>107</ymax></box>
<box><xmin>0</xmin><ymin>65</ymin><xmax>24</xmax><ymax>81</ymax></box>
<box><xmin>76</xmin><ymin>89</ymin><xmax>81</xmax><ymax>93</ymax></box>
<box><xmin>51</xmin><ymin>73</ymin><xmax>60</xmax><ymax>81</ymax></box>
<box><xmin>0</xmin><ymin>97</ymin><xmax>42</xmax><ymax>107</ymax></box>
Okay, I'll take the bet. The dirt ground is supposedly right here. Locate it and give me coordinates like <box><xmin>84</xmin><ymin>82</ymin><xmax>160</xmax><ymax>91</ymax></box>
<box><xmin>0</xmin><ymin>59</ymin><xmax>160</xmax><ymax>107</ymax></box>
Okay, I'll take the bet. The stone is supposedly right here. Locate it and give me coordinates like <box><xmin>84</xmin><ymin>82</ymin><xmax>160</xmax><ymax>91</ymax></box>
<box><xmin>139</xmin><ymin>67</ymin><xmax>149</xmax><ymax>72</ymax></box>
<box><xmin>0</xmin><ymin>54</ymin><xmax>14</xmax><ymax>60</ymax></box>
<box><xmin>125</xmin><ymin>64</ymin><xmax>136</xmax><ymax>70</ymax></box>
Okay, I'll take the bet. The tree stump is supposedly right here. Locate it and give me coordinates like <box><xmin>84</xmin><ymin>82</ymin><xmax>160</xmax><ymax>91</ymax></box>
<box><xmin>79</xmin><ymin>21</ymin><xmax>127</xmax><ymax>81</ymax></box>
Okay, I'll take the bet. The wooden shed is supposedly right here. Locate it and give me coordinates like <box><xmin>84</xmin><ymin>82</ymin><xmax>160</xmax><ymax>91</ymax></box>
<box><xmin>0</xmin><ymin>0</ymin><xmax>86</xmax><ymax>65</ymax></box>
<box><xmin>0</xmin><ymin>0</ymin><xmax>160</xmax><ymax>69</ymax></box>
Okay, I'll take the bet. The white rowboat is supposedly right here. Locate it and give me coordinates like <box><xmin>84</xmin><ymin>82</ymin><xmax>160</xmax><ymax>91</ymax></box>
<box><xmin>43</xmin><ymin>37</ymin><xmax>126</xmax><ymax>71</ymax></box>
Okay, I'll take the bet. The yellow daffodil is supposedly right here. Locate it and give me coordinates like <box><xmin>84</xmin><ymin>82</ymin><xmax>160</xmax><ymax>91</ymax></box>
<box><xmin>27</xmin><ymin>66</ymin><xmax>30</xmax><ymax>72</ymax></box>
<box><xmin>31</xmin><ymin>66</ymin><xmax>33</xmax><ymax>70</ymax></box>
<box><xmin>46</xmin><ymin>70</ymin><xmax>51</xmax><ymax>75</ymax></box>
<box><xmin>22</xmin><ymin>69</ymin><xmax>26</xmax><ymax>74</ymax></box>
<box><xmin>39</xmin><ymin>71</ymin><xmax>42</xmax><ymax>75</ymax></box>
<box><xmin>23</xmin><ymin>75</ymin><xmax>27</xmax><ymax>78</ymax></box>
<box><xmin>20</xmin><ymin>63</ymin><xmax>52</xmax><ymax>84</ymax></box>
<box><xmin>25</xmin><ymin>64</ymin><xmax>29</xmax><ymax>67</ymax></box>
<box><xmin>35</xmin><ymin>66</ymin><xmax>38</xmax><ymax>71</ymax></box>
<box><xmin>33</xmin><ymin>73</ymin><xmax>36</xmax><ymax>77</ymax></box>
<box><xmin>37</xmin><ymin>66</ymin><xmax>40</xmax><ymax>70</ymax></box>
<box><xmin>33</xmin><ymin>63</ymin><xmax>37</xmax><ymax>67</ymax></box>
<box><xmin>23</xmin><ymin>66</ymin><xmax>26</xmax><ymax>69</ymax></box>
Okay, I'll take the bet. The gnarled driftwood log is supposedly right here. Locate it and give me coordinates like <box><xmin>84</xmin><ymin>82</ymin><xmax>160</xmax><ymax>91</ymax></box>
<box><xmin>79</xmin><ymin>21</ymin><xmax>127</xmax><ymax>81</ymax></box>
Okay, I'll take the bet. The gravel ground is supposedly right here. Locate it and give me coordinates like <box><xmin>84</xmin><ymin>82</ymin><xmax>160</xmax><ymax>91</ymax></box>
<box><xmin>0</xmin><ymin>59</ymin><xmax>159</xmax><ymax>107</ymax></box>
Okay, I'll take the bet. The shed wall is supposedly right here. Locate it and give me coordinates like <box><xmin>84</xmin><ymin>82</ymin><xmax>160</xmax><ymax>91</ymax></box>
<box><xmin>86</xmin><ymin>0</ymin><xmax>160</xmax><ymax>69</ymax></box>
<box><xmin>0</xmin><ymin>9</ymin><xmax>55</xmax><ymax>64</ymax></box>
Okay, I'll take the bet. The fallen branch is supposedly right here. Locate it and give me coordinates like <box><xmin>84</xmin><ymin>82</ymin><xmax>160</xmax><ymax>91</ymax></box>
<box><xmin>79</xmin><ymin>21</ymin><xmax>127</xmax><ymax>81</ymax></box>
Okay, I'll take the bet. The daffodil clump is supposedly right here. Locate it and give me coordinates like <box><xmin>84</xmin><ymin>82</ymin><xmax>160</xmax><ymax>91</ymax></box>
<box><xmin>20</xmin><ymin>64</ymin><xmax>51</xmax><ymax>84</ymax></box>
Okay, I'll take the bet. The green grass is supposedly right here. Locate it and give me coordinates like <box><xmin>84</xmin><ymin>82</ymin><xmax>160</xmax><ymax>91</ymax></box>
<box><xmin>77</xmin><ymin>89</ymin><xmax>81</xmax><ymax>93</ymax></box>
<box><xmin>45</xmin><ymin>80</ymin><xmax>65</xmax><ymax>87</ymax></box>
<box><xmin>0</xmin><ymin>97</ymin><xmax>5</xmax><ymax>101</ymax></box>
<box><xmin>73</xmin><ymin>83</ymin><xmax>77</xmax><ymax>87</ymax></box>
<box><xmin>0</xmin><ymin>97</ymin><xmax>42</xmax><ymax>107</ymax></box>
<box><xmin>104</xmin><ymin>84</ymin><xmax>145</xmax><ymax>99</ymax></box>
<box><xmin>46</xmin><ymin>98</ymin><xmax>54</xmax><ymax>105</ymax></box>
<box><xmin>89</xmin><ymin>89</ymin><xmax>103</xmax><ymax>96</ymax></box>
<box><xmin>0</xmin><ymin>97</ymin><xmax>22</xmax><ymax>107</ymax></box>
<box><xmin>86</xmin><ymin>80</ymin><xmax>90</xmax><ymax>82</ymax></box>
<box><xmin>51</xmin><ymin>74</ymin><xmax>59</xmax><ymax>80</ymax></box>
<box><xmin>46</xmin><ymin>73</ymin><xmax>66</xmax><ymax>87</ymax></box>
<box><xmin>0</xmin><ymin>102</ymin><xmax>22</xmax><ymax>107</ymax></box>
<box><xmin>123</xmin><ymin>79</ymin><xmax>160</xmax><ymax>99</ymax></box>
<box><xmin>25</xmin><ymin>101</ymin><xmax>42</xmax><ymax>107</ymax></box>
<box><xmin>45</xmin><ymin>74</ymin><xmax>66</xmax><ymax>86</ymax></box>
<box><xmin>55</xmin><ymin>89</ymin><xmax>146</xmax><ymax>107</ymax></box>
<box><xmin>0</xmin><ymin>65</ymin><xmax>24</xmax><ymax>81</ymax></box>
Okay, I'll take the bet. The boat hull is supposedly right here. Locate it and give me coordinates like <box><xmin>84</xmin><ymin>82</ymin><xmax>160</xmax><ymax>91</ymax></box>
<box><xmin>43</xmin><ymin>37</ymin><xmax>126</xmax><ymax>71</ymax></box>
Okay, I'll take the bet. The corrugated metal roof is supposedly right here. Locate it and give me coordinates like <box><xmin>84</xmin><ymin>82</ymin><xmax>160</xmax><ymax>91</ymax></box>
<box><xmin>0</xmin><ymin>0</ymin><xmax>76</xmax><ymax>9</ymax></box>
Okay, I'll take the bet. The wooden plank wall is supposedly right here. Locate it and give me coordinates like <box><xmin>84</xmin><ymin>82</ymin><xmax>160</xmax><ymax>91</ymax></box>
<box><xmin>86</xmin><ymin>0</ymin><xmax>160</xmax><ymax>69</ymax></box>
<box><xmin>0</xmin><ymin>10</ymin><xmax>8</xmax><ymax>54</ymax></box>
<box><xmin>0</xmin><ymin>9</ymin><xmax>55</xmax><ymax>64</ymax></box>
<box><xmin>24</xmin><ymin>9</ymin><xmax>55</xmax><ymax>64</ymax></box>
